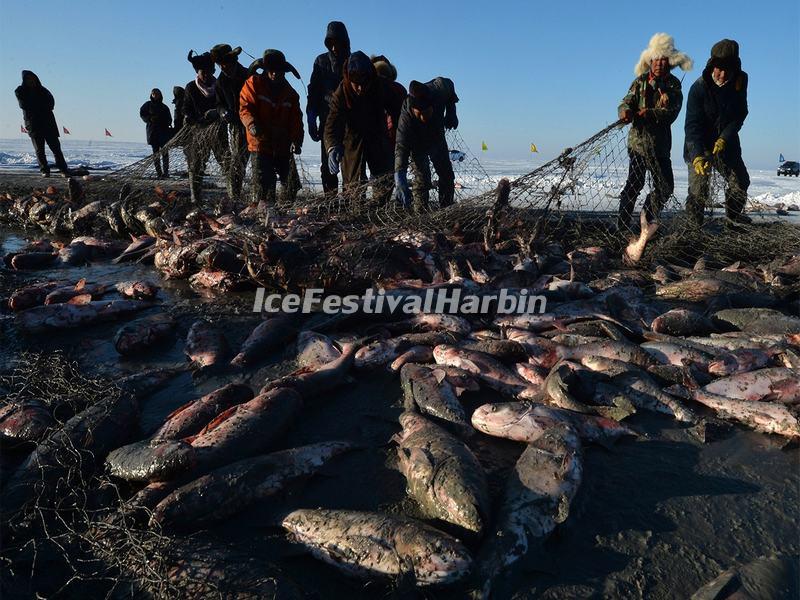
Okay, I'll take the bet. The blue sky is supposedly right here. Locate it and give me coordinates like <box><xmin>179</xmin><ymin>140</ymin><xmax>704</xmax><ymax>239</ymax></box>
<box><xmin>1</xmin><ymin>0</ymin><xmax>797</xmax><ymax>168</ymax></box>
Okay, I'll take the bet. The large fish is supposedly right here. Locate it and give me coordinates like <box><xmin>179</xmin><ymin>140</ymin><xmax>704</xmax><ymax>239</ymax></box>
<box><xmin>390</xmin><ymin>345</ymin><xmax>434</xmax><ymax>372</ymax></box>
<box><xmin>0</xmin><ymin>401</ymin><xmax>55</xmax><ymax>446</ymax></box>
<box><xmin>652</xmin><ymin>308</ymin><xmax>716</xmax><ymax>337</ymax></box>
<box><xmin>106</xmin><ymin>439</ymin><xmax>196</xmax><ymax>483</ymax></box>
<box><xmin>712</xmin><ymin>307</ymin><xmax>800</xmax><ymax>335</ymax></box>
<box><xmin>472</xmin><ymin>425</ymin><xmax>582</xmax><ymax>599</ymax></box>
<box><xmin>230</xmin><ymin>313</ymin><xmax>300</xmax><ymax>368</ymax></box>
<box><xmin>282</xmin><ymin>509</ymin><xmax>472</xmax><ymax>586</ymax></box>
<box><xmin>44</xmin><ymin>280</ymin><xmax>106</xmax><ymax>305</ymax></box>
<box><xmin>150</xmin><ymin>441</ymin><xmax>352</xmax><ymax>528</ymax></box>
<box><xmin>655</xmin><ymin>277</ymin><xmax>745</xmax><ymax>302</ymax></box>
<box><xmin>115</xmin><ymin>280</ymin><xmax>159</xmax><ymax>301</ymax></box>
<box><xmin>10</xmin><ymin>251</ymin><xmax>57</xmax><ymax>270</ymax></box>
<box><xmin>640</xmin><ymin>341</ymin><xmax>716</xmax><ymax>367</ymax></box>
<box><xmin>260</xmin><ymin>343</ymin><xmax>357</xmax><ymax>399</ymax></box>
<box><xmin>471</xmin><ymin>401</ymin><xmax>635</xmax><ymax>445</ymax></box>
<box><xmin>354</xmin><ymin>331</ymin><xmax>460</xmax><ymax>369</ymax></box>
<box><xmin>400</xmin><ymin>363</ymin><xmax>472</xmax><ymax>436</ymax></box>
<box><xmin>702</xmin><ymin>367</ymin><xmax>800</xmax><ymax>404</ymax></box>
<box><xmin>433</xmin><ymin>344</ymin><xmax>537</xmax><ymax>399</ymax></box>
<box><xmin>505</xmin><ymin>328</ymin><xmax>559</xmax><ymax>368</ymax></box>
<box><xmin>7</xmin><ymin>281</ymin><xmax>63</xmax><ymax>311</ymax></box>
<box><xmin>558</xmin><ymin>339</ymin><xmax>658</xmax><ymax>369</ymax></box>
<box><xmin>112</xmin><ymin>234</ymin><xmax>156</xmax><ymax>264</ymax></box>
<box><xmin>708</xmin><ymin>348</ymin><xmax>772</xmax><ymax>376</ymax></box>
<box><xmin>185</xmin><ymin>319</ymin><xmax>230</xmax><ymax>369</ymax></box>
<box><xmin>296</xmin><ymin>330</ymin><xmax>341</xmax><ymax>369</ymax></box>
<box><xmin>16</xmin><ymin>299</ymin><xmax>155</xmax><ymax>333</ymax></box>
<box><xmin>113</xmin><ymin>314</ymin><xmax>176</xmax><ymax>355</ymax></box>
<box><xmin>395</xmin><ymin>412</ymin><xmax>488</xmax><ymax>533</ymax></box>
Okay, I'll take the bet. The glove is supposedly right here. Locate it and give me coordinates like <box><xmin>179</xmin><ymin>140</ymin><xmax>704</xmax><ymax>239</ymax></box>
<box><xmin>693</xmin><ymin>156</ymin><xmax>711</xmax><ymax>176</ymax></box>
<box><xmin>327</xmin><ymin>145</ymin><xmax>343</xmax><ymax>175</ymax></box>
<box><xmin>394</xmin><ymin>171</ymin><xmax>411</xmax><ymax>207</ymax></box>
<box><xmin>248</xmin><ymin>123</ymin><xmax>261</xmax><ymax>137</ymax></box>
<box><xmin>620</xmin><ymin>109</ymin><xmax>633</xmax><ymax>123</ymax></box>
<box><xmin>712</xmin><ymin>137</ymin><xmax>726</xmax><ymax>155</ymax></box>
<box><xmin>636</xmin><ymin>108</ymin><xmax>648</xmax><ymax>120</ymax></box>
<box><xmin>443</xmin><ymin>105</ymin><xmax>458</xmax><ymax>130</ymax></box>
<box><xmin>307</xmin><ymin>110</ymin><xmax>320</xmax><ymax>142</ymax></box>
<box><xmin>291</xmin><ymin>142</ymin><xmax>302</xmax><ymax>155</ymax></box>
<box><xmin>219</xmin><ymin>108</ymin><xmax>234</xmax><ymax>124</ymax></box>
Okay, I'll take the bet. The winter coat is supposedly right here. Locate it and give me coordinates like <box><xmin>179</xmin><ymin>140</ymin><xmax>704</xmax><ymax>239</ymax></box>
<box><xmin>15</xmin><ymin>71</ymin><xmax>59</xmax><ymax>138</ymax></box>
<box><xmin>172</xmin><ymin>86</ymin><xmax>186</xmax><ymax>131</ymax></box>
<box><xmin>683</xmin><ymin>68</ymin><xmax>748</xmax><ymax>162</ymax></box>
<box><xmin>184</xmin><ymin>79</ymin><xmax>217</xmax><ymax>126</ymax></box>
<box><xmin>324</xmin><ymin>77</ymin><xmax>402</xmax><ymax>159</ymax></box>
<box><xmin>385</xmin><ymin>80</ymin><xmax>407</xmax><ymax>143</ymax></box>
<box><xmin>395</xmin><ymin>77</ymin><xmax>458</xmax><ymax>172</ymax></box>
<box><xmin>307</xmin><ymin>21</ymin><xmax>350</xmax><ymax>125</ymax></box>
<box><xmin>618</xmin><ymin>72</ymin><xmax>682</xmax><ymax>158</ymax></box>
<box><xmin>239</xmin><ymin>75</ymin><xmax>303</xmax><ymax>156</ymax></box>
<box><xmin>139</xmin><ymin>99</ymin><xmax>172</xmax><ymax>145</ymax></box>
<box><xmin>216</xmin><ymin>62</ymin><xmax>249</xmax><ymax>125</ymax></box>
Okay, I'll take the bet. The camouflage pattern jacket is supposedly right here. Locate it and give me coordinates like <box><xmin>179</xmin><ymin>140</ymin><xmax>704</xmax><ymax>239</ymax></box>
<box><xmin>618</xmin><ymin>72</ymin><xmax>682</xmax><ymax>158</ymax></box>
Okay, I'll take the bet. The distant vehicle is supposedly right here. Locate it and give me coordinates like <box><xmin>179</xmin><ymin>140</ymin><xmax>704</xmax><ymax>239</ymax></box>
<box><xmin>778</xmin><ymin>161</ymin><xmax>799</xmax><ymax>176</ymax></box>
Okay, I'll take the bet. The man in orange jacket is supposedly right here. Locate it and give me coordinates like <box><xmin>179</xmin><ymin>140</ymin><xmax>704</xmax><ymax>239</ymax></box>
<box><xmin>239</xmin><ymin>49</ymin><xmax>304</xmax><ymax>208</ymax></box>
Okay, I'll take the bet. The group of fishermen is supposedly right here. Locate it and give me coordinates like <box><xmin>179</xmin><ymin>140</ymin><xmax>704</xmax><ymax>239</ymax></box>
<box><xmin>15</xmin><ymin>25</ymin><xmax>751</xmax><ymax>227</ymax></box>
<box><xmin>617</xmin><ymin>34</ymin><xmax>750</xmax><ymax>227</ymax></box>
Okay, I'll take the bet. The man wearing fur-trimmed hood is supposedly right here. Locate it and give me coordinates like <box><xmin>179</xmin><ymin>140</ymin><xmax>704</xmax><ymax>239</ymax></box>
<box><xmin>684</xmin><ymin>39</ymin><xmax>750</xmax><ymax>225</ymax></box>
<box><xmin>617</xmin><ymin>33</ymin><xmax>692</xmax><ymax>232</ymax></box>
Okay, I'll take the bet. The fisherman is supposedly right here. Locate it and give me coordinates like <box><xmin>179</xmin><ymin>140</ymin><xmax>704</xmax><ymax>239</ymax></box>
<box><xmin>211</xmin><ymin>43</ymin><xmax>249</xmax><ymax>204</ymax></box>
<box><xmin>324</xmin><ymin>51</ymin><xmax>402</xmax><ymax>205</ymax></box>
<box><xmin>171</xmin><ymin>86</ymin><xmax>186</xmax><ymax>134</ymax></box>
<box><xmin>184</xmin><ymin>50</ymin><xmax>230</xmax><ymax>208</ymax></box>
<box><xmin>14</xmin><ymin>71</ymin><xmax>70</xmax><ymax>177</ymax></box>
<box><xmin>371</xmin><ymin>55</ymin><xmax>407</xmax><ymax>145</ymax></box>
<box><xmin>139</xmin><ymin>88</ymin><xmax>172</xmax><ymax>178</ymax></box>
<box><xmin>617</xmin><ymin>33</ymin><xmax>692</xmax><ymax>232</ymax></box>
<box><xmin>684</xmin><ymin>39</ymin><xmax>751</xmax><ymax>225</ymax></box>
<box><xmin>239</xmin><ymin>49</ymin><xmax>303</xmax><ymax>210</ymax></box>
<box><xmin>394</xmin><ymin>77</ymin><xmax>460</xmax><ymax>211</ymax></box>
<box><xmin>308</xmin><ymin>21</ymin><xmax>351</xmax><ymax>197</ymax></box>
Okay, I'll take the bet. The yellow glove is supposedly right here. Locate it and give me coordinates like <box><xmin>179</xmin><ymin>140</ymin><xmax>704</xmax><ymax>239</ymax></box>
<box><xmin>712</xmin><ymin>137</ymin><xmax>726</xmax><ymax>155</ymax></box>
<box><xmin>693</xmin><ymin>156</ymin><xmax>710</xmax><ymax>176</ymax></box>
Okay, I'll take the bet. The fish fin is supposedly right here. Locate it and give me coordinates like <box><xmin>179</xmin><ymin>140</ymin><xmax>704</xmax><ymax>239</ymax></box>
<box><xmin>196</xmin><ymin>405</ymin><xmax>238</xmax><ymax>435</ymax></box>
<box><xmin>67</xmin><ymin>294</ymin><xmax>92</xmax><ymax>305</ymax></box>
<box><xmin>162</xmin><ymin>399</ymin><xmax>196</xmax><ymax>422</ymax></box>
<box><xmin>664</xmin><ymin>384</ymin><xmax>691</xmax><ymax>399</ymax></box>
<box><xmin>75</xmin><ymin>278</ymin><xmax>86</xmax><ymax>290</ymax></box>
<box><xmin>431</xmin><ymin>368</ymin><xmax>447</xmax><ymax>384</ymax></box>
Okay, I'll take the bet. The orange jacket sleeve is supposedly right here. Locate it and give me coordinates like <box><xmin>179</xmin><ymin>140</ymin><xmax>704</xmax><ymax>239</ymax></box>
<box><xmin>239</xmin><ymin>76</ymin><xmax>258</xmax><ymax>130</ymax></box>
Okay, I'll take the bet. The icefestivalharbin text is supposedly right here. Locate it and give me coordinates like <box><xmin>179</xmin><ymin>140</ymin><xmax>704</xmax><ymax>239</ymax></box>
<box><xmin>252</xmin><ymin>288</ymin><xmax>548</xmax><ymax>315</ymax></box>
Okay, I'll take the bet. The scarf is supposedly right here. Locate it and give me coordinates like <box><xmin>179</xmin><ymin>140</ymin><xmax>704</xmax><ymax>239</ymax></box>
<box><xmin>195</xmin><ymin>74</ymin><xmax>217</xmax><ymax>98</ymax></box>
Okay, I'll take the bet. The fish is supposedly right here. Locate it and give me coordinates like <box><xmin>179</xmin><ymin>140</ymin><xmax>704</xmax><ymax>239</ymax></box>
<box><xmin>260</xmin><ymin>343</ymin><xmax>357</xmax><ymax>399</ymax></box>
<box><xmin>10</xmin><ymin>251</ymin><xmax>57</xmax><ymax>270</ymax></box>
<box><xmin>151</xmin><ymin>383</ymin><xmax>254</xmax><ymax>441</ymax></box>
<box><xmin>623</xmin><ymin>212</ymin><xmax>659</xmax><ymax>265</ymax></box>
<box><xmin>400</xmin><ymin>364</ymin><xmax>472</xmax><ymax>436</ymax></box>
<box><xmin>557</xmin><ymin>339</ymin><xmax>657</xmax><ymax>369</ymax></box>
<box><xmin>393</xmin><ymin>313</ymin><xmax>472</xmax><ymax>336</ymax></box>
<box><xmin>394</xmin><ymin>412</ymin><xmax>489</xmax><ymax>533</ymax></box>
<box><xmin>708</xmin><ymin>348</ymin><xmax>772</xmax><ymax>376</ymax></box>
<box><xmin>640</xmin><ymin>341</ymin><xmax>716</xmax><ymax>367</ymax></box>
<box><xmin>117</xmin><ymin>367</ymin><xmax>183</xmax><ymax>400</ymax></box>
<box><xmin>712</xmin><ymin>308</ymin><xmax>800</xmax><ymax>335</ymax></box>
<box><xmin>282</xmin><ymin>509</ymin><xmax>472</xmax><ymax>586</ymax></box>
<box><xmin>16</xmin><ymin>299</ymin><xmax>155</xmax><ymax>333</ymax></box>
<box><xmin>150</xmin><ymin>441</ymin><xmax>352</xmax><ymax>528</ymax></box>
<box><xmin>652</xmin><ymin>308</ymin><xmax>716</xmax><ymax>337</ymax></box>
<box><xmin>354</xmin><ymin>331</ymin><xmax>460</xmax><ymax>369</ymax></box>
<box><xmin>44</xmin><ymin>279</ymin><xmax>106</xmax><ymax>305</ymax></box>
<box><xmin>690</xmin><ymin>553</ymin><xmax>799</xmax><ymax>600</ymax></box>
<box><xmin>112</xmin><ymin>234</ymin><xmax>156</xmax><ymax>264</ymax></box>
<box><xmin>459</xmin><ymin>339</ymin><xmax>529</xmax><ymax>363</ymax></box>
<box><xmin>112</xmin><ymin>315</ymin><xmax>176</xmax><ymax>356</ymax></box>
<box><xmin>514</xmin><ymin>362</ymin><xmax>547</xmax><ymax>386</ymax></box>
<box><xmin>433</xmin><ymin>344</ymin><xmax>538</xmax><ymax>399</ymax></box>
<box><xmin>296</xmin><ymin>330</ymin><xmax>341</xmax><ymax>369</ymax></box>
<box><xmin>702</xmin><ymin>367</ymin><xmax>800</xmax><ymax>404</ymax></box>
<box><xmin>115</xmin><ymin>280</ymin><xmax>159</xmax><ymax>301</ymax></box>
<box><xmin>655</xmin><ymin>277</ymin><xmax>745</xmax><ymax>302</ymax></box>
<box><xmin>472</xmin><ymin>425</ymin><xmax>582</xmax><ymax>599</ymax></box>
<box><xmin>230</xmin><ymin>313</ymin><xmax>299</xmax><ymax>368</ymax></box>
<box><xmin>543</xmin><ymin>359</ymin><xmax>627</xmax><ymax>418</ymax></box>
<box><xmin>185</xmin><ymin>319</ymin><xmax>230</xmax><ymax>369</ymax></box>
<box><xmin>7</xmin><ymin>281</ymin><xmax>63</xmax><ymax>311</ymax></box>
<box><xmin>596</xmin><ymin>370</ymin><xmax>700</xmax><ymax>424</ymax></box>
<box><xmin>390</xmin><ymin>345</ymin><xmax>434</xmax><ymax>372</ymax></box>
<box><xmin>505</xmin><ymin>328</ymin><xmax>560</xmax><ymax>368</ymax></box>
<box><xmin>106</xmin><ymin>439</ymin><xmax>196</xmax><ymax>483</ymax></box>
<box><xmin>471</xmin><ymin>401</ymin><xmax>635</xmax><ymax>445</ymax></box>
<box><xmin>56</xmin><ymin>240</ymin><xmax>90</xmax><ymax>266</ymax></box>
<box><xmin>0</xmin><ymin>400</ymin><xmax>55</xmax><ymax>446</ymax></box>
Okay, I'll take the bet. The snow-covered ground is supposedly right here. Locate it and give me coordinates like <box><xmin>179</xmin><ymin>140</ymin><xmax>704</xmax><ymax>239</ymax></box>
<box><xmin>1</xmin><ymin>137</ymin><xmax>798</xmax><ymax>211</ymax></box>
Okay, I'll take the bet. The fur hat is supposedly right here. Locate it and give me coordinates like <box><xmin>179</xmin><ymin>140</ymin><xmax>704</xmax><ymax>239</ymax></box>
<box><xmin>210</xmin><ymin>43</ymin><xmax>242</xmax><ymax>64</ymax></box>
<box><xmin>187</xmin><ymin>50</ymin><xmax>214</xmax><ymax>72</ymax></box>
<box><xmin>371</xmin><ymin>55</ymin><xmax>397</xmax><ymax>81</ymax></box>
<box><xmin>261</xmin><ymin>49</ymin><xmax>301</xmax><ymax>80</ymax></box>
<box><xmin>634</xmin><ymin>33</ymin><xmax>693</xmax><ymax>77</ymax></box>
<box><xmin>707</xmin><ymin>39</ymin><xmax>741</xmax><ymax>72</ymax></box>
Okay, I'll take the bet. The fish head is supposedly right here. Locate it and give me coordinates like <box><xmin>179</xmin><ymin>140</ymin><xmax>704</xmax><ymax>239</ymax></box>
<box><xmin>471</xmin><ymin>402</ymin><xmax>532</xmax><ymax>436</ymax></box>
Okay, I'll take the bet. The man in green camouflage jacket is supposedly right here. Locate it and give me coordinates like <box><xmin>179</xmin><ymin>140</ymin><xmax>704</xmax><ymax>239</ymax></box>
<box><xmin>617</xmin><ymin>33</ymin><xmax>693</xmax><ymax>232</ymax></box>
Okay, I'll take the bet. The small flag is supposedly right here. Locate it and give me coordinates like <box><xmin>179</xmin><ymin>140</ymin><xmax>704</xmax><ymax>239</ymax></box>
<box><xmin>779</xmin><ymin>153</ymin><xmax>785</xmax><ymax>163</ymax></box>
<box><xmin>104</xmin><ymin>128</ymin><xmax>113</xmax><ymax>137</ymax></box>
<box><xmin>21</xmin><ymin>124</ymin><xmax>28</xmax><ymax>134</ymax></box>
<box><xmin>530</xmin><ymin>143</ymin><xmax>538</xmax><ymax>153</ymax></box>
<box><xmin>63</xmin><ymin>126</ymin><xmax>71</xmax><ymax>135</ymax></box>
<box><xmin>481</xmin><ymin>141</ymin><xmax>488</xmax><ymax>152</ymax></box>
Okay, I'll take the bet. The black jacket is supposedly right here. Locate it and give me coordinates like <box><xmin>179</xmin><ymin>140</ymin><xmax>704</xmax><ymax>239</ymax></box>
<box><xmin>184</xmin><ymin>79</ymin><xmax>217</xmax><ymax>126</ymax></box>
<box><xmin>139</xmin><ymin>99</ymin><xmax>172</xmax><ymax>145</ymax></box>
<box><xmin>307</xmin><ymin>21</ymin><xmax>350</xmax><ymax>124</ymax></box>
<box><xmin>684</xmin><ymin>68</ymin><xmax>748</xmax><ymax>162</ymax></box>
<box><xmin>216</xmin><ymin>62</ymin><xmax>249</xmax><ymax>126</ymax></box>
<box><xmin>15</xmin><ymin>70</ymin><xmax>59</xmax><ymax>138</ymax></box>
<box><xmin>395</xmin><ymin>77</ymin><xmax>458</xmax><ymax>171</ymax></box>
<box><xmin>172</xmin><ymin>86</ymin><xmax>185</xmax><ymax>131</ymax></box>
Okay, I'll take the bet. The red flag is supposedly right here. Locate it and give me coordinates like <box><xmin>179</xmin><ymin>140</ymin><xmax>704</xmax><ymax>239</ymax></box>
<box><xmin>20</xmin><ymin>124</ymin><xmax>28</xmax><ymax>134</ymax></box>
<box><xmin>104</xmin><ymin>128</ymin><xmax>113</xmax><ymax>137</ymax></box>
<box><xmin>63</xmin><ymin>126</ymin><xmax>71</xmax><ymax>134</ymax></box>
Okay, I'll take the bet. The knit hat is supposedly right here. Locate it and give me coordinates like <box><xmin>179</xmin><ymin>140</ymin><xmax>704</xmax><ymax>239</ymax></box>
<box><xmin>262</xmin><ymin>49</ymin><xmax>301</xmax><ymax>80</ymax></box>
<box><xmin>210</xmin><ymin>43</ymin><xmax>242</xmax><ymax>64</ymax></box>
<box><xmin>371</xmin><ymin>55</ymin><xmax>397</xmax><ymax>81</ymax></box>
<box><xmin>346</xmin><ymin>51</ymin><xmax>375</xmax><ymax>85</ymax></box>
<box><xmin>408</xmin><ymin>80</ymin><xmax>432</xmax><ymax>110</ymax></box>
<box><xmin>707</xmin><ymin>39</ymin><xmax>741</xmax><ymax>72</ymax></box>
<box><xmin>187</xmin><ymin>50</ymin><xmax>214</xmax><ymax>72</ymax></box>
<box><xmin>634</xmin><ymin>33</ymin><xmax>693</xmax><ymax>77</ymax></box>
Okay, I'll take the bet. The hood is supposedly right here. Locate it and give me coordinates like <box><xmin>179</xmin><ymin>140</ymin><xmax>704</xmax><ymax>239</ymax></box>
<box><xmin>172</xmin><ymin>85</ymin><xmax>185</xmax><ymax>102</ymax></box>
<box><xmin>21</xmin><ymin>70</ymin><xmax>42</xmax><ymax>87</ymax></box>
<box><xmin>324</xmin><ymin>21</ymin><xmax>350</xmax><ymax>53</ymax></box>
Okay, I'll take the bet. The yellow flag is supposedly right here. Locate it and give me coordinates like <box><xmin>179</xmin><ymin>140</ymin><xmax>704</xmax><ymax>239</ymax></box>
<box><xmin>530</xmin><ymin>143</ymin><xmax>538</xmax><ymax>153</ymax></box>
<box><xmin>481</xmin><ymin>141</ymin><xmax>488</xmax><ymax>152</ymax></box>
